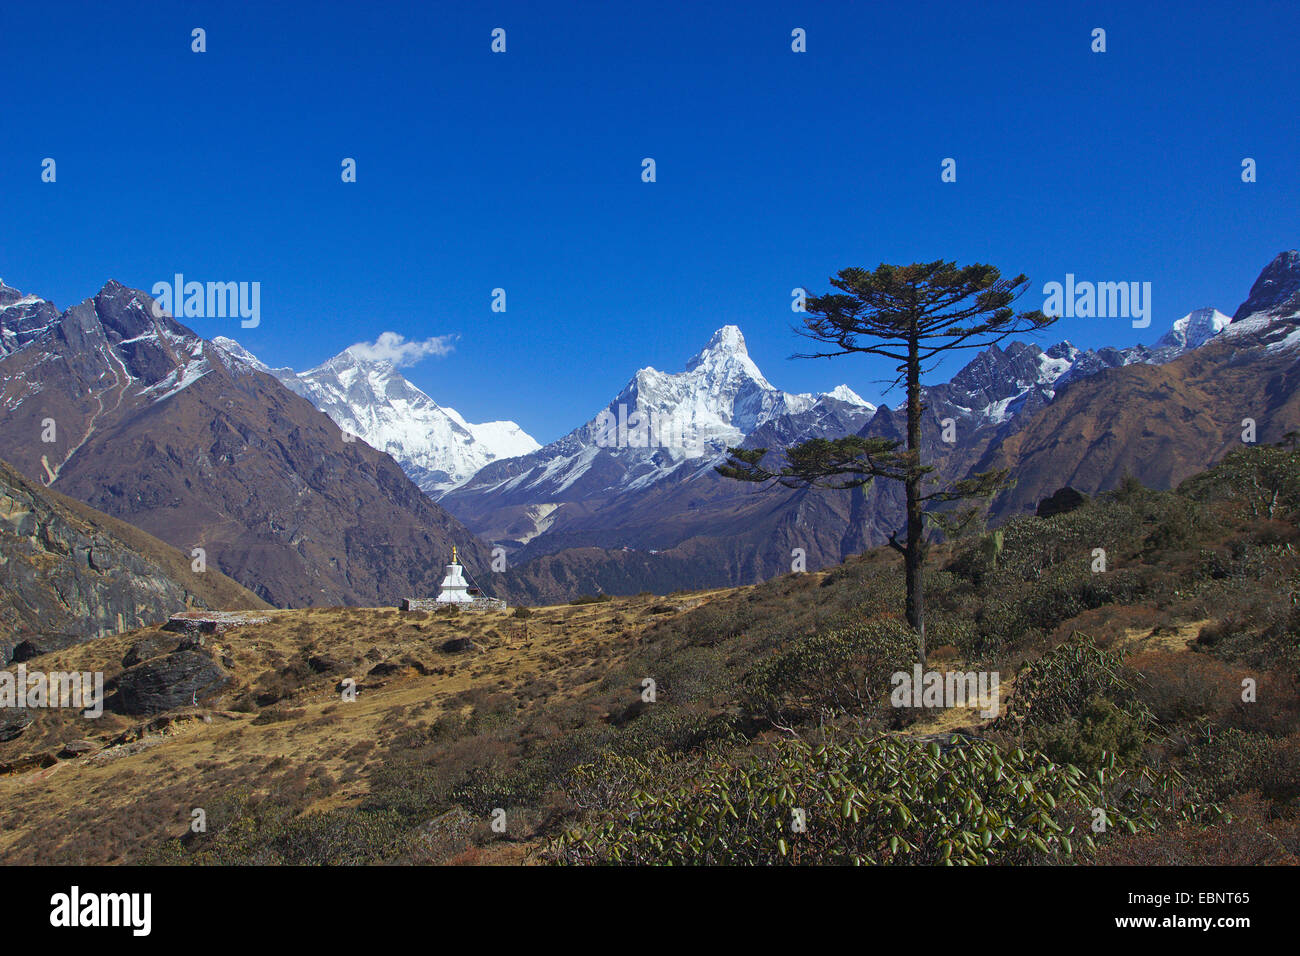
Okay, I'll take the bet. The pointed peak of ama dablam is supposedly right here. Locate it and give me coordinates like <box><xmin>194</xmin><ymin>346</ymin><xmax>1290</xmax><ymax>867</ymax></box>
<box><xmin>705</xmin><ymin>324</ymin><xmax>748</xmax><ymax>353</ymax></box>
<box><xmin>683</xmin><ymin>325</ymin><xmax>774</xmax><ymax>388</ymax></box>
<box><xmin>685</xmin><ymin>325</ymin><xmax>749</xmax><ymax>367</ymax></box>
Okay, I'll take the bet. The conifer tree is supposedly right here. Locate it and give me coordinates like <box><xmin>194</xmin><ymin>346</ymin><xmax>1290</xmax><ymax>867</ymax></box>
<box><xmin>718</xmin><ymin>261</ymin><xmax>1055</xmax><ymax>663</ymax></box>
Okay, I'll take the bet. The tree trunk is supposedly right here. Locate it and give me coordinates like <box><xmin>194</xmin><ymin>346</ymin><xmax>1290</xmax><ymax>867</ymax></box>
<box><xmin>905</xmin><ymin>326</ymin><xmax>926</xmax><ymax>665</ymax></box>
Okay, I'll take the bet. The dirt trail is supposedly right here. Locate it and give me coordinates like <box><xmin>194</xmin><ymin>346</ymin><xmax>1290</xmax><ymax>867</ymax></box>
<box><xmin>1112</xmin><ymin>619</ymin><xmax>1210</xmax><ymax>657</ymax></box>
<box><xmin>903</xmin><ymin>619</ymin><xmax>1212</xmax><ymax>737</ymax></box>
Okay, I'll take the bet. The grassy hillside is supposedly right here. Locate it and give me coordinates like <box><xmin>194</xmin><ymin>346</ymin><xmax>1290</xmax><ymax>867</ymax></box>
<box><xmin>2</xmin><ymin>446</ymin><xmax>1297</xmax><ymax>864</ymax></box>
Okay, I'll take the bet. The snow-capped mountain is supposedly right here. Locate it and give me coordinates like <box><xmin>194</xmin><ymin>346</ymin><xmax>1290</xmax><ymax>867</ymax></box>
<box><xmin>464</xmin><ymin>323</ymin><xmax>872</xmax><ymax>496</ymax></box>
<box><xmin>924</xmin><ymin>305</ymin><xmax>1242</xmax><ymax>430</ymax></box>
<box><xmin>599</xmin><ymin>325</ymin><xmax>873</xmax><ymax>464</ymax></box>
<box><xmin>1154</xmin><ymin>308</ymin><xmax>1234</xmax><ymax>354</ymax></box>
<box><xmin>441</xmin><ymin>288</ymin><xmax>1261</xmax><ymax>558</ymax></box>
<box><xmin>212</xmin><ymin>337</ymin><xmax>539</xmax><ymax>494</ymax></box>
<box><xmin>440</xmin><ymin>324</ymin><xmax>876</xmax><ymax>544</ymax></box>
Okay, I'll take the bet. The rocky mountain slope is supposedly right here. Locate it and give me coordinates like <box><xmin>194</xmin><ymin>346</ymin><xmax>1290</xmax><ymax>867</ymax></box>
<box><xmin>0</xmin><ymin>281</ymin><xmax>501</xmax><ymax>608</ymax></box>
<box><xmin>0</xmin><ymin>457</ymin><xmax>266</xmax><ymax>661</ymax></box>
<box><xmin>980</xmin><ymin>253</ymin><xmax>1300</xmax><ymax>518</ymax></box>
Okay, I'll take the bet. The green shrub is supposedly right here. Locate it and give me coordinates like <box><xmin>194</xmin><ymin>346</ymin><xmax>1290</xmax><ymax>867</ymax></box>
<box><xmin>1187</xmin><ymin>728</ymin><xmax>1300</xmax><ymax>807</ymax></box>
<box><xmin>743</xmin><ymin>619</ymin><xmax>917</xmax><ymax>727</ymax></box>
<box><xmin>1029</xmin><ymin>696</ymin><xmax>1148</xmax><ymax>770</ymax></box>
<box><xmin>1181</xmin><ymin>447</ymin><xmax>1300</xmax><ymax>521</ymax></box>
<box><xmin>551</xmin><ymin>732</ymin><xmax>1217</xmax><ymax>865</ymax></box>
<box><xmin>995</xmin><ymin>634</ymin><xmax>1149</xmax><ymax>730</ymax></box>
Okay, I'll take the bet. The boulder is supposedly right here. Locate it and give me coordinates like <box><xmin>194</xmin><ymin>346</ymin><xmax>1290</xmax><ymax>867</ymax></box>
<box><xmin>307</xmin><ymin>655</ymin><xmax>342</xmax><ymax>674</ymax></box>
<box><xmin>10</xmin><ymin>632</ymin><xmax>83</xmax><ymax>662</ymax></box>
<box><xmin>171</xmin><ymin>633</ymin><xmax>209</xmax><ymax>653</ymax></box>
<box><xmin>1036</xmin><ymin>486</ymin><xmax>1090</xmax><ymax>519</ymax></box>
<box><xmin>115</xmin><ymin>650</ymin><xmax>230</xmax><ymax>715</ymax></box>
<box><xmin>122</xmin><ymin>636</ymin><xmax>169</xmax><ymax>668</ymax></box>
<box><xmin>0</xmin><ymin>709</ymin><xmax>33</xmax><ymax>742</ymax></box>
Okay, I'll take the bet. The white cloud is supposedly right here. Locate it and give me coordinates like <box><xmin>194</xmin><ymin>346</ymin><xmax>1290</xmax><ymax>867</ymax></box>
<box><xmin>345</xmin><ymin>331</ymin><xmax>456</xmax><ymax>367</ymax></box>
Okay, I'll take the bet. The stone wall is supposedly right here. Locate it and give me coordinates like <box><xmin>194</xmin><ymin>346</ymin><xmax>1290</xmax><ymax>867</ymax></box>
<box><xmin>401</xmin><ymin>597</ymin><xmax>507</xmax><ymax>613</ymax></box>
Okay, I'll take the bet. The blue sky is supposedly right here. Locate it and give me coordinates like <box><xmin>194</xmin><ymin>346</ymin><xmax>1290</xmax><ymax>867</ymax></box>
<box><xmin>3</xmin><ymin>0</ymin><xmax>1297</xmax><ymax>443</ymax></box>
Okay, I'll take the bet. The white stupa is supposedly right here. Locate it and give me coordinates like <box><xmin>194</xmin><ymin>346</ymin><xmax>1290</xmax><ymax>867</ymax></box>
<box><xmin>435</xmin><ymin>545</ymin><xmax>475</xmax><ymax>604</ymax></box>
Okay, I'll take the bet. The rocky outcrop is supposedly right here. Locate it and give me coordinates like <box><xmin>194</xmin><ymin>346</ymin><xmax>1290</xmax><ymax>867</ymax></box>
<box><xmin>122</xmin><ymin>637</ymin><xmax>170</xmax><ymax>668</ymax></box>
<box><xmin>0</xmin><ymin>459</ymin><xmax>264</xmax><ymax>658</ymax></box>
<box><xmin>0</xmin><ymin>710</ymin><xmax>33</xmax><ymax>742</ymax></box>
<box><xmin>1233</xmin><ymin>250</ymin><xmax>1300</xmax><ymax>320</ymax></box>
<box><xmin>8</xmin><ymin>633</ymin><xmax>83</xmax><ymax>663</ymax></box>
<box><xmin>115</xmin><ymin>650</ymin><xmax>230</xmax><ymax>715</ymax></box>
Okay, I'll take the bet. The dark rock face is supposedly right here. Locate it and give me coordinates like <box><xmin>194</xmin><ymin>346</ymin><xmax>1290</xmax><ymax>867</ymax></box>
<box><xmin>1036</xmin><ymin>487</ymin><xmax>1090</xmax><ymax>519</ymax></box>
<box><xmin>115</xmin><ymin>651</ymin><xmax>230</xmax><ymax>715</ymax></box>
<box><xmin>0</xmin><ymin>457</ymin><xmax>263</xmax><ymax>646</ymax></box>
<box><xmin>0</xmin><ymin>281</ymin><xmax>61</xmax><ymax>358</ymax></box>
<box><xmin>0</xmin><ymin>460</ymin><xmax>197</xmax><ymax>642</ymax></box>
<box><xmin>1233</xmin><ymin>250</ymin><xmax>1300</xmax><ymax>320</ymax></box>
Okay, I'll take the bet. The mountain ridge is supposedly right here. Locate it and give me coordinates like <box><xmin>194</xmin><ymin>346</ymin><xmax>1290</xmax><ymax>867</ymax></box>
<box><xmin>4</xmin><ymin>249</ymin><xmax>1296</xmax><ymax>605</ymax></box>
<box><xmin>0</xmin><ymin>281</ymin><xmax>505</xmax><ymax>608</ymax></box>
